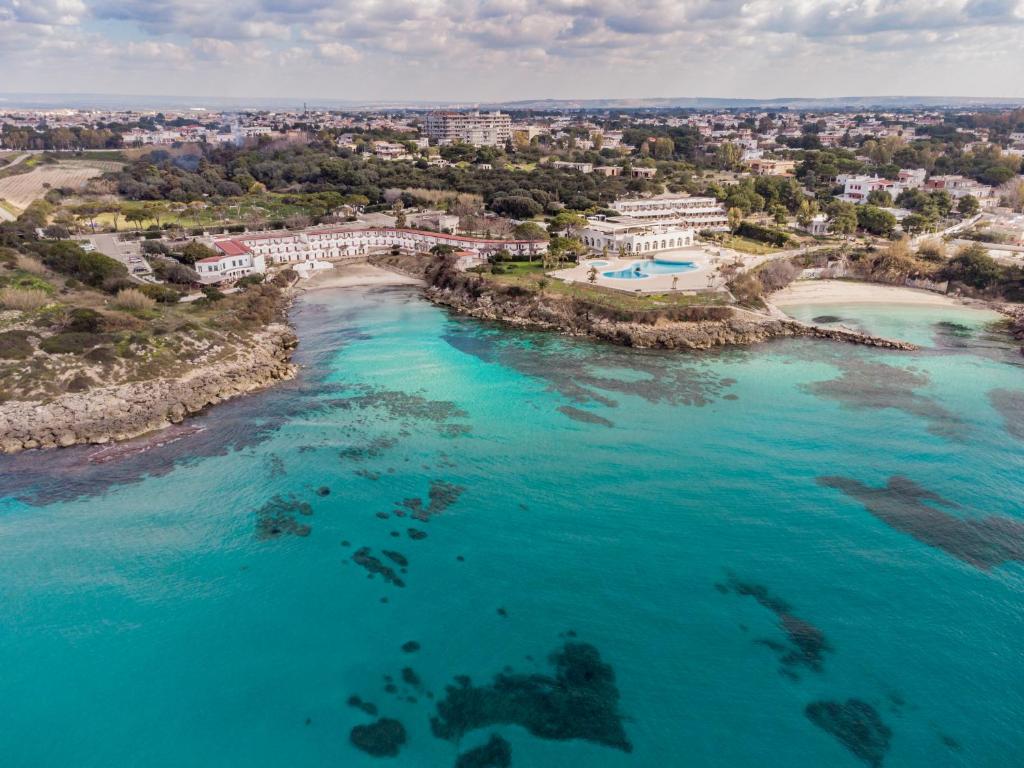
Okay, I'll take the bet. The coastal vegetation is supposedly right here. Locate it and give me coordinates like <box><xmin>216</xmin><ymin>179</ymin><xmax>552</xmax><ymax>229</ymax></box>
<box><xmin>0</xmin><ymin>202</ymin><xmax>294</xmax><ymax>437</ymax></box>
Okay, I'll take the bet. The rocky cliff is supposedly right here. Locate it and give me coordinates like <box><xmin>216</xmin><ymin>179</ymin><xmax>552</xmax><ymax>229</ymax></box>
<box><xmin>0</xmin><ymin>324</ymin><xmax>297</xmax><ymax>454</ymax></box>
<box><xmin>426</xmin><ymin>283</ymin><xmax>917</xmax><ymax>352</ymax></box>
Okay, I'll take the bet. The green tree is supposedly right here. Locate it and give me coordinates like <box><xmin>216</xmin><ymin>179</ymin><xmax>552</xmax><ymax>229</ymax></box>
<box><xmin>866</xmin><ymin>189</ymin><xmax>893</xmax><ymax>207</ymax></box>
<box><xmin>944</xmin><ymin>243</ymin><xmax>1001</xmax><ymax>289</ymax></box>
<box><xmin>957</xmin><ymin>195</ymin><xmax>980</xmax><ymax>216</ymax></box>
<box><xmin>856</xmin><ymin>205</ymin><xmax>897</xmax><ymax>237</ymax></box>
<box><xmin>902</xmin><ymin>213</ymin><xmax>930</xmax><ymax>235</ymax></box>
<box><xmin>727</xmin><ymin>207</ymin><xmax>743</xmax><ymax>234</ymax></box>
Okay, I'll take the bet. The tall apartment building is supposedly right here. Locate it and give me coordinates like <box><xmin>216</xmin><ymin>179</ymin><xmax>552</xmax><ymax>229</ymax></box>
<box><xmin>423</xmin><ymin>110</ymin><xmax>512</xmax><ymax>146</ymax></box>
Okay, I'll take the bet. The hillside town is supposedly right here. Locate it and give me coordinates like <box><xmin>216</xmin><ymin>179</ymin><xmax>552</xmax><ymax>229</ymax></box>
<box><xmin>1</xmin><ymin>103</ymin><xmax>1023</xmax><ymax>302</ymax></box>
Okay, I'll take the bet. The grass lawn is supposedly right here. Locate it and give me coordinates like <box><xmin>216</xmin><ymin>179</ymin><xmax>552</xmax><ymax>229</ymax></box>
<box><xmin>716</xmin><ymin>235</ymin><xmax>783</xmax><ymax>255</ymax></box>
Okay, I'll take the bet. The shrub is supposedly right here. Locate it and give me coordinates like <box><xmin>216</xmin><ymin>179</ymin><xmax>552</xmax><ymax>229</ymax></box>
<box><xmin>271</xmin><ymin>268</ymin><xmax>298</xmax><ymax>287</ymax></box>
<box><xmin>917</xmin><ymin>239</ymin><xmax>946</xmax><ymax>262</ymax></box>
<box><xmin>0</xmin><ymin>330</ymin><xmax>36</xmax><ymax>359</ymax></box>
<box><xmin>141</xmin><ymin>240</ymin><xmax>171</xmax><ymax>255</ymax></box>
<box><xmin>237</xmin><ymin>273</ymin><xmax>265</xmax><ymax>288</ymax></box>
<box><xmin>102</xmin><ymin>277</ymin><xmax>137</xmax><ymax>294</ymax></box>
<box><xmin>139</xmin><ymin>284</ymin><xmax>182</xmax><ymax>304</ymax></box>
<box><xmin>16</xmin><ymin>255</ymin><xmax>47</xmax><ymax>275</ymax></box>
<box><xmin>65</xmin><ymin>308</ymin><xmax>103</xmax><ymax>332</ymax></box>
<box><xmin>114</xmin><ymin>288</ymin><xmax>156</xmax><ymax>311</ymax></box>
<box><xmin>736</xmin><ymin>221</ymin><xmax>790</xmax><ymax>247</ymax></box>
<box><xmin>943</xmin><ymin>243</ymin><xmax>1002</xmax><ymax>289</ymax></box>
<box><xmin>202</xmin><ymin>286</ymin><xmax>225</xmax><ymax>301</ymax></box>
<box><xmin>40</xmin><ymin>331</ymin><xmax>107</xmax><ymax>355</ymax></box>
<box><xmin>175</xmin><ymin>241</ymin><xmax>217</xmax><ymax>265</ymax></box>
<box><xmin>0</xmin><ymin>287</ymin><xmax>50</xmax><ymax>311</ymax></box>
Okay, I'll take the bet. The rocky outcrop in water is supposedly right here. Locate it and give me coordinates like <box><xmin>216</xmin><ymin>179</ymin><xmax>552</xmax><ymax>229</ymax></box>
<box><xmin>0</xmin><ymin>324</ymin><xmax>297</xmax><ymax>454</ymax></box>
<box><xmin>426</xmin><ymin>282</ymin><xmax>917</xmax><ymax>352</ymax></box>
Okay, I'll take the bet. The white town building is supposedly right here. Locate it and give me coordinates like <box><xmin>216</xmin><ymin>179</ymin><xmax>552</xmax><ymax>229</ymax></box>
<box><xmin>423</xmin><ymin>111</ymin><xmax>512</xmax><ymax>146</ymax></box>
<box><xmin>610</xmin><ymin>193</ymin><xmax>729</xmax><ymax>230</ymax></box>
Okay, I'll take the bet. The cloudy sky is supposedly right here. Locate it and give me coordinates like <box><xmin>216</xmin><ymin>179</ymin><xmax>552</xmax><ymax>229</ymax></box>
<box><xmin>3</xmin><ymin>0</ymin><xmax>1023</xmax><ymax>101</ymax></box>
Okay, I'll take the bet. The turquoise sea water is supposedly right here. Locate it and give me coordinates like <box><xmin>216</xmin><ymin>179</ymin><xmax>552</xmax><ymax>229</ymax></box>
<box><xmin>2</xmin><ymin>285</ymin><xmax>1024</xmax><ymax>767</ymax></box>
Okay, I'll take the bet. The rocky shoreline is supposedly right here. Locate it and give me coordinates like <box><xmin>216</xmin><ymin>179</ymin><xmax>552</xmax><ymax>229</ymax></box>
<box><xmin>426</xmin><ymin>283</ymin><xmax>918</xmax><ymax>352</ymax></box>
<box><xmin>0</xmin><ymin>324</ymin><xmax>297</xmax><ymax>454</ymax></box>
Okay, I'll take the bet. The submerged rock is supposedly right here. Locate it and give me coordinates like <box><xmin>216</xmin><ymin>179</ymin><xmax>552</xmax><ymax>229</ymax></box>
<box><xmin>431</xmin><ymin>641</ymin><xmax>631</xmax><ymax>753</ymax></box>
<box><xmin>721</xmin><ymin>574</ymin><xmax>832</xmax><ymax>674</ymax></box>
<box><xmin>455</xmin><ymin>734</ymin><xmax>512</xmax><ymax>768</ymax></box>
<box><xmin>350</xmin><ymin>717</ymin><xmax>407</xmax><ymax>757</ymax></box>
<box><xmin>254</xmin><ymin>494</ymin><xmax>313</xmax><ymax>540</ymax></box>
<box><xmin>819</xmin><ymin>475</ymin><xmax>1024</xmax><ymax>569</ymax></box>
<box><xmin>557</xmin><ymin>405</ymin><xmax>614</xmax><ymax>427</ymax></box>
<box><xmin>352</xmin><ymin>547</ymin><xmax>406</xmax><ymax>587</ymax></box>
<box><xmin>806</xmin><ymin>699</ymin><xmax>892</xmax><ymax>768</ymax></box>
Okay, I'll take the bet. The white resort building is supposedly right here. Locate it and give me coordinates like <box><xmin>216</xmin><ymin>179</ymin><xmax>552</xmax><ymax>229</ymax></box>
<box><xmin>579</xmin><ymin>219</ymin><xmax>696</xmax><ymax>255</ymax></box>
<box><xmin>610</xmin><ymin>193</ymin><xmax>729</xmax><ymax>230</ymax></box>
<box><xmin>205</xmin><ymin>226</ymin><xmax>548</xmax><ymax>283</ymax></box>
<box><xmin>195</xmin><ymin>245</ymin><xmax>266</xmax><ymax>284</ymax></box>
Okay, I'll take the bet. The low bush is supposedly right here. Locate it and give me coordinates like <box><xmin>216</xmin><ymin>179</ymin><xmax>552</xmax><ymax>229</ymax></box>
<box><xmin>736</xmin><ymin>221</ymin><xmax>791</xmax><ymax>247</ymax></box>
<box><xmin>40</xmin><ymin>331</ymin><xmax>108</xmax><ymax>355</ymax></box>
<box><xmin>237</xmin><ymin>273</ymin><xmax>265</xmax><ymax>288</ymax></box>
<box><xmin>0</xmin><ymin>330</ymin><xmax>36</xmax><ymax>359</ymax></box>
<box><xmin>65</xmin><ymin>308</ymin><xmax>104</xmax><ymax>332</ymax></box>
<box><xmin>0</xmin><ymin>286</ymin><xmax>50</xmax><ymax>311</ymax></box>
<box><xmin>139</xmin><ymin>284</ymin><xmax>183</xmax><ymax>304</ymax></box>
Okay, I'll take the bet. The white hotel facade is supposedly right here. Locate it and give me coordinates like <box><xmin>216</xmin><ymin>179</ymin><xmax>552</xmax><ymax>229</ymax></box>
<box><xmin>610</xmin><ymin>193</ymin><xmax>729</xmax><ymax>231</ymax></box>
<box><xmin>578</xmin><ymin>219</ymin><xmax>697</xmax><ymax>256</ymax></box>
<box><xmin>201</xmin><ymin>226</ymin><xmax>548</xmax><ymax>283</ymax></box>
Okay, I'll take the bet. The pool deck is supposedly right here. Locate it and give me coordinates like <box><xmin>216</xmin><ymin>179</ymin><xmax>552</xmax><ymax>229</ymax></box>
<box><xmin>551</xmin><ymin>247</ymin><xmax>725</xmax><ymax>294</ymax></box>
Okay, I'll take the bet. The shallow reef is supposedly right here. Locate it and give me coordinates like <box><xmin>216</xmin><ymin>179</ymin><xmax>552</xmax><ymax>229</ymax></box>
<box><xmin>430</xmin><ymin>641</ymin><xmax>631</xmax><ymax>753</ymax></box>
<box><xmin>557</xmin><ymin>405</ymin><xmax>614</xmax><ymax>427</ymax></box>
<box><xmin>454</xmin><ymin>734</ymin><xmax>512</xmax><ymax>768</ymax></box>
<box><xmin>352</xmin><ymin>547</ymin><xmax>406</xmax><ymax>587</ymax></box>
<box><xmin>442</xmin><ymin>322</ymin><xmax>737</xmax><ymax>411</ymax></box>
<box><xmin>254</xmin><ymin>494</ymin><xmax>313</xmax><ymax>540</ymax></box>
<box><xmin>989</xmin><ymin>389</ymin><xmax>1024</xmax><ymax>442</ymax></box>
<box><xmin>398</xmin><ymin>480</ymin><xmax>466</xmax><ymax>521</ymax></box>
<box><xmin>800</xmin><ymin>351</ymin><xmax>963</xmax><ymax>440</ymax></box>
<box><xmin>349</xmin><ymin>717</ymin><xmax>407</xmax><ymax>758</ymax></box>
<box><xmin>819</xmin><ymin>475</ymin><xmax>1024</xmax><ymax>569</ymax></box>
<box><xmin>720</xmin><ymin>575</ymin><xmax>832</xmax><ymax>675</ymax></box>
<box><xmin>805</xmin><ymin>699</ymin><xmax>892</xmax><ymax>768</ymax></box>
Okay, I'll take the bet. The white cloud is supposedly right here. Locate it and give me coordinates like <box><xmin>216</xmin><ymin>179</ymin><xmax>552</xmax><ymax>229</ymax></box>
<box><xmin>1</xmin><ymin>0</ymin><xmax>1022</xmax><ymax>99</ymax></box>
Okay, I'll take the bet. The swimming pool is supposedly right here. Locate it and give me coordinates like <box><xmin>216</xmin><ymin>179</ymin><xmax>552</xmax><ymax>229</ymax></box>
<box><xmin>603</xmin><ymin>259</ymin><xmax>698</xmax><ymax>280</ymax></box>
<box><xmin>587</xmin><ymin>260</ymin><xmax>609</xmax><ymax>267</ymax></box>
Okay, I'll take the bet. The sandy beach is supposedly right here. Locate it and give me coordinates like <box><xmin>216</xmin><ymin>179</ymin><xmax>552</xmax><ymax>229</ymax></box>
<box><xmin>772</xmin><ymin>279</ymin><xmax>966</xmax><ymax>307</ymax></box>
<box><xmin>299</xmin><ymin>261</ymin><xmax>422</xmax><ymax>291</ymax></box>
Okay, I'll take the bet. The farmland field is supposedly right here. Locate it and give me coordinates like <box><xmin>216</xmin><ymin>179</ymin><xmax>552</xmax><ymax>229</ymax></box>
<box><xmin>0</xmin><ymin>161</ymin><xmax>116</xmax><ymax>211</ymax></box>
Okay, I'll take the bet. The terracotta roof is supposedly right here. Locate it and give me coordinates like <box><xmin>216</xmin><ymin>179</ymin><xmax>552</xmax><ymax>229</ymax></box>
<box><xmin>213</xmin><ymin>239</ymin><xmax>250</xmax><ymax>256</ymax></box>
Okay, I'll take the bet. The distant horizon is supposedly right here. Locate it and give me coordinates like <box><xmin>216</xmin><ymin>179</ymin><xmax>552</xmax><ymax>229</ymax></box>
<box><xmin>2</xmin><ymin>91</ymin><xmax>1023</xmax><ymax>112</ymax></box>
